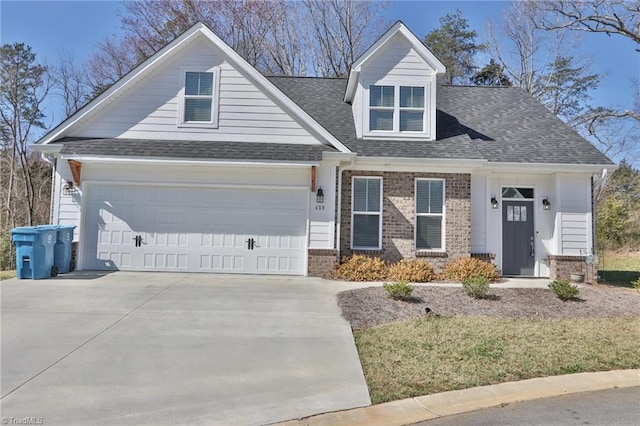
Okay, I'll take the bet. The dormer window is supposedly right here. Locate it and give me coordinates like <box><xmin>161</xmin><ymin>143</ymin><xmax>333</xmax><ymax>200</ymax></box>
<box><xmin>366</xmin><ymin>84</ymin><xmax>428</xmax><ymax>136</ymax></box>
<box><xmin>178</xmin><ymin>67</ymin><xmax>220</xmax><ymax>128</ymax></box>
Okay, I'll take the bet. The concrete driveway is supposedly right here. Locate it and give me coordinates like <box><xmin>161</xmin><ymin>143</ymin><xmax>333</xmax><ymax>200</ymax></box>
<box><xmin>1</xmin><ymin>272</ymin><xmax>371</xmax><ymax>425</ymax></box>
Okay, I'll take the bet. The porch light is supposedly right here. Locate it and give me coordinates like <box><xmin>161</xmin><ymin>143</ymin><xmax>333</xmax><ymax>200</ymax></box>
<box><xmin>63</xmin><ymin>180</ymin><xmax>77</xmax><ymax>195</ymax></box>
<box><xmin>316</xmin><ymin>187</ymin><xmax>324</xmax><ymax>204</ymax></box>
<box><xmin>490</xmin><ymin>196</ymin><xmax>499</xmax><ymax>209</ymax></box>
<box><xmin>542</xmin><ymin>198</ymin><xmax>551</xmax><ymax>210</ymax></box>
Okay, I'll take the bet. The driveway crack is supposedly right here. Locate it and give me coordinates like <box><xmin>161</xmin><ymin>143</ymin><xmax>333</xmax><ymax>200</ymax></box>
<box><xmin>1</xmin><ymin>280</ymin><xmax>178</xmax><ymax>400</ymax></box>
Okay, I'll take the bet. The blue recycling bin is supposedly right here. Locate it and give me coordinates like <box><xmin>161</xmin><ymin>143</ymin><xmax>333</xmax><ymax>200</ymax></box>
<box><xmin>11</xmin><ymin>226</ymin><xmax>58</xmax><ymax>279</ymax></box>
<box><xmin>37</xmin><ymin>225</ymin><xmax>76</xmax><ymax>274</ymax></box>
<box><xmin>53</xmin><ymin>225</ymin><xmax>75</xmax><ymax>273</ymax></box>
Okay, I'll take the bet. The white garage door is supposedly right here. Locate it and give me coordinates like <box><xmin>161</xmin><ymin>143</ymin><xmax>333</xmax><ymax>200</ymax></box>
<box><xmin>82</xmin><ymin>184</ymin><xmax>308</xmax><ymax>275</ymax></box>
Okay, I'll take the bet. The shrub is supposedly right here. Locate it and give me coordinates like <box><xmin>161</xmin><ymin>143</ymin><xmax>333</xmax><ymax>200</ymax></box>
<box><xmin>383</xmin><ymin>280</ymin><xmax>414</xmax><ymax>301</ymax></box>
<box><xmin>388</xmin><ymin>259</ymin><xmax>436</xmax><ymax>282</ymax></box>
<box><xmin>461</xmin><ymin>277</ymin><xmax>490</xmax><ymax>299</ymax></box>
<box><xmin>549</xmin><ymin>279</ymin><xmax>580</xmax><ymax>300</ymax></box>
<box><xmin>443</xmin><ymin>257</ymin><xmax>500</xmax><ymax>282</ymax></box>
<box><xmin>632</xmin><ymin>278</ymin><xmax>640</xmax><ymax>293</ymax></box>
<box><xmin>332</xmin><ymin>255</ymin><xmax>388</xmax><ymax>281</ymax></box>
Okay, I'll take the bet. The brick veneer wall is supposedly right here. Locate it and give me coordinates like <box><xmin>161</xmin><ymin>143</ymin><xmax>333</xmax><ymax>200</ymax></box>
<box><xmin>340</xmin><ymin>171</ymin><xmax>471</xmax><ymax>271</ymax></box>
<box><xmin>308</xmin><ymin>249</ymin><xmax>338</xmax><ymax>277</ymax></box>
<box><xmin>549</xmin><ymin>255</ymin><xmax>597</xmax><ymax>284</ymax></box>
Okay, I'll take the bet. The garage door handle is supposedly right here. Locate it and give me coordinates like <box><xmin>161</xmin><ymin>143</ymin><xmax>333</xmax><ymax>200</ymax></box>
<box><xmin>132</xmin><ymin>235</ymin><xmax>143</xmax><ymax>247</ymax></box>
<box><xmin>245</xmin><ymin>238</ymin><xmax>255</xmax><ymax>250</ymax></box>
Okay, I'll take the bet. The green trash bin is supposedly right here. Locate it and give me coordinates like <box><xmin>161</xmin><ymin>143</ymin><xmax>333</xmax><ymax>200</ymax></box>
<box><xmin>11</xmin><ymin>226</ymin><xmax>58</xmax><ymax>279</ymax></box>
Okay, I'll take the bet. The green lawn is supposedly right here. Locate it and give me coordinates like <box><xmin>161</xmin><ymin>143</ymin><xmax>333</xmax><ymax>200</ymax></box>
<box><xmin>355</xmin><ymin>316</ymin><xmax>640</xmax><ymax>404</ymax></box>
<box><xmin>598</xmin><ymin>251</ymin><xmax>640</xmax><ymax>288</ymax></box>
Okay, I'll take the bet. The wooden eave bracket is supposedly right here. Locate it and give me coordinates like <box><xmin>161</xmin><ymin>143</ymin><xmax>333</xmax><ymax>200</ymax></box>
<box><xmin>68</xmin><ymin>160</ymin><xmax>82</xmax><ymax>185</ymax></box>
<box><xmin>311</xmin><ymin>166</ymin><xmax>317</xmax><ymax>192</ymax></box>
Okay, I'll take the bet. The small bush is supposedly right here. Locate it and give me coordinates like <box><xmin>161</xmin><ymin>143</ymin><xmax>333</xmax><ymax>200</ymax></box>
<box><xmin>632</xmin><ymin>278</ymin><xmax>640</xmax><ymax>293</ymax></box>
<box><xmin>332</xmin><ymin>255</ymin><xmax>388</xmax><ymax>281</ymax></box>
<box><xmin>549</xmin><ymin>279</ymin><xmax>580</xmax><ymax>300</ymax></box>
<box><xmin>388</xmin><ymin>259</ymin><xmax>436</xmax><ymax>282</ymax></box>
<box><xmin>443</xmin><ymin>257</ymin><xmax>500</xmax><ymax>282</ymax></box>
<box><xmin>462</xmin><ymin>277</ymin><xmax>490</xmax><ymax>299</ymax></box>
<box><xmin>383</xmin><ymin>280</ymin><xmax>414</xmax><ymax>301</ymax></box>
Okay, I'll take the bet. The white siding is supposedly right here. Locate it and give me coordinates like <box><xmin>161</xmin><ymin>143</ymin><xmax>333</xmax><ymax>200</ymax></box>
<box><xmin>352</xmin><ymin>89</ymin><xmax>363</xmax><ymax>139</ymax></box>
<box><xmin>69</xmin><ymin>35</ymin><xmax>321</xmax><ymax>144</ymax></box>
<box><xmin>556</xmin><ymin>174</ymin><xmax>591</xmax><ymax>255</ymax></box>
<box><xmin>308</xmin><ymin>162</ymin><xmax>337</xmax><ymax>249</ymax></box>
<box><xmin>357</xmin><ymin>33</ymin><xmax>437</xmax><ymax>140</ymax></box>
<box><xmin>53</xmin><ymin>160</ymin><xmax>82</xmax><ymax>242</ymax></box>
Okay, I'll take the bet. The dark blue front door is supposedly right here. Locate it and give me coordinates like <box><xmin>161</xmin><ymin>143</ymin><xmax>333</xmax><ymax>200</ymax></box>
<box><xmin>502</xmin><ymin>201</ymin><xmax>534</xmax><ymax>276</ymax></box>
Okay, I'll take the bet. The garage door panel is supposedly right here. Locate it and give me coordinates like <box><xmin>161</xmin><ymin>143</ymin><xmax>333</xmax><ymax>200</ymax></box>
<box><xmin>84</xmin><ymin>184</ymin><xmax>307</xmax><ymax>275</ymax></box>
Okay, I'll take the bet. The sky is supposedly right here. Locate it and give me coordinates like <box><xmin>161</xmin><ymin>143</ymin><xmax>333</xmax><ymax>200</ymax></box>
<box><xmin>1</xmin><ymin>0</ymin><xmax>638</xmax><ymax>154</ymax></box>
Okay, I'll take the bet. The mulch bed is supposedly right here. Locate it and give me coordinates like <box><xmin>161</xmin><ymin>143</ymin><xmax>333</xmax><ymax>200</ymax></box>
<box><xmin>338</xmin><ymin>285</ymin><xmax>640</xmax><ymax>330</ymax></box>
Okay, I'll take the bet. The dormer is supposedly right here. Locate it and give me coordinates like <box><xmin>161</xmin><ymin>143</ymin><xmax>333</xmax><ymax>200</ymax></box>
<box><xmin>344</xmin><ymin>21</ymin><xmax>446</xmax><ymax>141</ymax></box>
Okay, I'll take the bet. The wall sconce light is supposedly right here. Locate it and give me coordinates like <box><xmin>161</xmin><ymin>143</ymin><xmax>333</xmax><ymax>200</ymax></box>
<box><xmin>542</xmin><ymin>198</ymin><xmax>551</xmax><ymax>210</ymax></box>
<box><xmin>490</xmin><ymin>196</ymin><xmax>499</xmax><ymax>209</ymax></box>
<box><xmin>62</xmin><ymin>180</ymin><xmax>77</xmax><ymax>195</ymax></box>
<box><xmin>316</xmin><ymin>187</ymin><xmax>324</xmax><ymax>204</ymax></box>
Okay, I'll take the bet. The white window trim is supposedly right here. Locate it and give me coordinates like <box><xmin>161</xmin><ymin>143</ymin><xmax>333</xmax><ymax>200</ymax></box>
<box><xmin>414</xmin><ymin>178</ymin><xmax>446</xmax><ymax>252</ymax></box>
<box><xmin>351</xmin><ymin>176</ymin><xmax>383</xmax><ymax>250</ymax></box>
<box><xmin>363</xmin><ymin>82</ymin><xmax>431</xmax><ymax>140</ymax></box>
<box><xmin>177</xmin><ymin>66</ymin><xmax>220</xmax><ymax>128</ymax></box>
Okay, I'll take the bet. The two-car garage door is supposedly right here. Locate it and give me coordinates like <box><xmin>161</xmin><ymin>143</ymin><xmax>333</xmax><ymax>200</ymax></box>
<box><xmin>82</xmin><ymin>184</ymin><xmax>308</xmax><ymax>275</ymax></box>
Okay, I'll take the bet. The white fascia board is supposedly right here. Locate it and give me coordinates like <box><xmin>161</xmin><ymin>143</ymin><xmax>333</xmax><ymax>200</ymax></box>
<box><xmin>353</xmin><ymin>156</ymin><xmax>486</xmax><ymax>173</ymax></box>
<box><xmin>31</xmin><ymin>144</ymin><xmax>63</xmax><ymax>154</ymax></box>
<box><xmin>38</xmin><ymin>23</ymin><xmax>209</xmax><ymax>145</ymax></box>
<box><xmin>344</xmin><ymin>70</ymin><xmax>360</xmax><ymax>103</ymax></box>
<box><xmin>59</xmin><ymin>154</ymin><xmax>318</xmax><ymax>168</ymax></box>
<box><xmin>479</xmin><ymin>162</ymin><xmax>618</xmax><ymax>175</ymax></box>
<box><xmin>344</xmin><ymin>21</ymin><xmax>446</xmax><ymax>102</ymax></box>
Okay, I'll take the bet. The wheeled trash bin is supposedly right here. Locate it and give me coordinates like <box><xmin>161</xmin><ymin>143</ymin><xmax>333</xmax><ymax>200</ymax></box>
<box><xmin>37</xmin><ymin>225</ymin><xmax>76</xmax><ymax>274</ymax></box>
<box><xmin>11</xmin><ymin>226</ymin><xmax>58</xmax><ymax>279</ymax></box>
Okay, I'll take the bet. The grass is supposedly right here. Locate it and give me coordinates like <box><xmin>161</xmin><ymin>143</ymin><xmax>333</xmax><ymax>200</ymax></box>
<box><xmin>0</xmin><ymin>270</ymin><xmax>15</xmax><ymax>280</ymax></box>
<box><xmin>598</xmin><ymin>251</ymin><xmax>640</xmax><ymax>288</ymax></box>
<box><xmin>355</xmin><ymin>316</ymin><xmax>640</xmax><ymax>404</ymax></box>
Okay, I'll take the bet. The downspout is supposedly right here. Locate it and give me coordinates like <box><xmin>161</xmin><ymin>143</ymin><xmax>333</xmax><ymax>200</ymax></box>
<box><xmin>336</xmin><ymin>156</ymin><xmax>356</xmax><ymax>260</ymax></box>
<box><xmin>40</xmin><ymin>152</ymin><xmax>56</xmax><ymax>223</ymax></box>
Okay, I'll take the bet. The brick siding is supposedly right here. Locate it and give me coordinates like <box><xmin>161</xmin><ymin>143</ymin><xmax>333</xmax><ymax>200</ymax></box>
<box><xmin>549</xmin><ymin>255</ymin><xmax>597</xmax><ymax>284</ymax></box>
<box><xmin>340</xmin><ymin>171</ymin><xmax>471</xmax><ymax>271</ymax></box>
<box><xmin>307</xmin><ymin>249</ymin><xmax>338</xmax><ymax>277</ymax></box>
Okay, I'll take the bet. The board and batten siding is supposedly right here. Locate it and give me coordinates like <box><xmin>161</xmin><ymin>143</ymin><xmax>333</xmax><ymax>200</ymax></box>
<box><xmin>470</xmin><ymin>173</ymin><xmax>487</xmax><ymax>253</ymax></box>
<box><xmin>68</xmin><ymin>35</ymin><xmax>321</xmax><ymax>144</ymax></box>
<box><xmin>555</xmin><ymin>174</ymin><xmax>592</xmax><ymax>255</ymax></box>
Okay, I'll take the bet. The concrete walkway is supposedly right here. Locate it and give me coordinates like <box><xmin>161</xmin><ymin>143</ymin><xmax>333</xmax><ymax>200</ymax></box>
<box><xmin>277</xmin><ymin>370</ymin><xmax>640</xmax><ymax>426</ymax></box>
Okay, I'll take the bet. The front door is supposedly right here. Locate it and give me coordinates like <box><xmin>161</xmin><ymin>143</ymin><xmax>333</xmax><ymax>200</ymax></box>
<box><xmin>502</xmin><ymin>200</ymin><xmax>534</xmax><ymax>276</ymax></box>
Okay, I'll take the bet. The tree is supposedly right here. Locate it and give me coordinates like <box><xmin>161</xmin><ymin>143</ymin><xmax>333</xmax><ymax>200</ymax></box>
<box><xmin>471</xmin><ymin>59</ymin><xmax>512</xmax><ymax>86</ymax></box>
<box><xmin>487</xmin><ymin>1</ymin><xmax>600</xmax><ymax>125</ymax></box>
<box><xmin>0</xmin><ymin>43</ymin><xmax>52</xmax><ymax>269</ymax></box>
<box><xmin>48</xmin><ymin>50</ymin><xmax>92</xmax><ymax>119</ymax></box>
<box><xmin>535</xmin><ymin>0</ymin><xmax>640</xmax><ymax>45</ymax></box>
<box><xmin>84</xmin><ymin>0</ymin><xmax>387</xmax><ymax>93</ymax></box>
<box><xmin>424</xmin><ymin>9</ymin><xmax>485</xmax><ymax>85</ymax></box>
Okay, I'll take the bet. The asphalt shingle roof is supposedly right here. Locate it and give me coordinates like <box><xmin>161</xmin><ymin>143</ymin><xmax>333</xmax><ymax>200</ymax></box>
<box><xmin>56</xmin><ymin>138</ymin><xmax>334</xmax><ymax>162</ymax></box>
<box><xmin>268</xmin><ymin>77</ymin><xmax>613</xmax><ymax>165</ymax></box>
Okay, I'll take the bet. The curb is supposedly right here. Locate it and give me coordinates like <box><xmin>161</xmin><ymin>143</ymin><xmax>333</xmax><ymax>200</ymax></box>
<box><xmin>277</xmin><ymin>369</ymin><xmax>640</xmax><ymax>426</ymax></box>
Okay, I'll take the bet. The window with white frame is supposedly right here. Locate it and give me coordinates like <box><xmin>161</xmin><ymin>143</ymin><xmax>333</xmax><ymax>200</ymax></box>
<box><xmin>369</xmin><ymin>85</ymin><xmax>425</xmax><ymax>132</ymax></box>
<box><xmin>415</xmin><ymin>179</ymin><xmax>444</xmax><ymax>250</ymax></box>
<box><xmin>351</xmin><ymin>177</ymin><xmax>382</xmax><ymax>249</ymax></box>
<box><xmin>179</xmin><ymin>68</ymin><xmax>219</xmax><ymax>127</ymax></box>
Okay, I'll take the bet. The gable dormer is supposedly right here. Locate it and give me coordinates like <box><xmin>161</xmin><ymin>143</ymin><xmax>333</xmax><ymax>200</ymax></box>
<box><xmin>344</xmin><ymin>22</ymin><xmax>445</xmax><ymax>141</ymax></box>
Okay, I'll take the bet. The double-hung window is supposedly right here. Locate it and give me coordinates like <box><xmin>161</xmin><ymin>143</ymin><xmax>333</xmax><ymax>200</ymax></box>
<box><xmin>369</xmin><ymin>85</ymin><xmax>425</xmax><ymax>132</ymax></box>
<box><xmin>415</xmin><ymin>179</ymin><xmax>445</xmax><ymax>250</ymax></box>
<box><xmin>351</xmin><ymin>177</ymin><xmax>382</xmax><ymax>249</ymax></box>
<box><xmin>179</xmin><ymin>68</ymin><xmax>219</xmax><ymax>127</ymax></box>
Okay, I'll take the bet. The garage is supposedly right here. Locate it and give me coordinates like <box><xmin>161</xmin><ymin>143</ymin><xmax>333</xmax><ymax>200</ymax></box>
<box><xmin>81</xmin><ymin>183</ymin><xmax>308</xmax><ymax>275</ymax></box>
